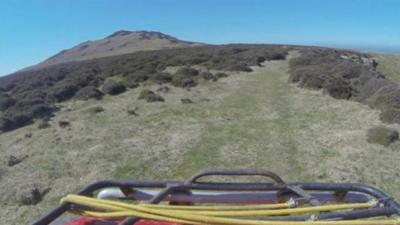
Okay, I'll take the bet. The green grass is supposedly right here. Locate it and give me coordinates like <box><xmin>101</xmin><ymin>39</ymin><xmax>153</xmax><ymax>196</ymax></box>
<box><xmin>373</xmin><ymin>53</ymin><xmax>400</xmax><ymax>82</ymax></box>
<box><xmin>2</xmin><ymin>55</ymin><xmax>400</xmax><ymax>224</ymax></box>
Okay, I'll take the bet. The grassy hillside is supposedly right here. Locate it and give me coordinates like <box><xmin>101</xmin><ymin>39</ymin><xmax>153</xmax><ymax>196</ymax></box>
<box><xmin>373</xmin><ymin>53</ymin><xmax>400</xmax><ymax>82</ymax></box>
<box><xmin>2</xmin><ymin>53</ymin><xmax>400</xmax><ymax>224</ymax></box>
<box><xmin>0</xmin><ymin>45</ymin><xmax>287</xmax><ymax>133</ymax></box>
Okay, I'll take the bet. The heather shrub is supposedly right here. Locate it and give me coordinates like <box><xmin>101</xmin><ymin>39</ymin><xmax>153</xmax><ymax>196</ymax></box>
<box><xmin>0</xmin><ymin>94</ymin><xmax>15</xmax><ymax>111</ymax></box>
<box><xmin>86</xmin><ymin>106</ymin><xmax>105</xmax><ymax>114</ymax></box>
<box><xmin>102</xmin><ymin>80</ymin><xmax>126</xmax><ymax>95</ymax></box>
<box><xmin>200</xmin><ymin>71</ymin><xmax>215</xmax><ymax>81</ymax></box>
<box><xmin>49</xmin><ymin>83</ymin><xmax>79</xmax><ymax>102</ymax></box>
<box><xmin>176</xmin><ymin>67</ymin><xmax>199</xmax><ymax>76</ymax></box>
<box><xmin>74</xmin><ymin>86</ymin><xmax>104</xmax><ymax>100</ymax></box>
<box><xmin>367</xmin><ymin>126</ymin><xmax>399</xmax><ymax>146</ymax></box>
<box><xmin>138</xmin><ymin>90</ymin><xmax>164</xmax><ymax>102</ymax></box>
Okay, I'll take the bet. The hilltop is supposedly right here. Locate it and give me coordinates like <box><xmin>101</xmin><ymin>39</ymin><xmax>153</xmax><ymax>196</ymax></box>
<box><xmin>23</xmin><ymin>30</ymin><xmax>202</xmax><ymax>71</ymax></box>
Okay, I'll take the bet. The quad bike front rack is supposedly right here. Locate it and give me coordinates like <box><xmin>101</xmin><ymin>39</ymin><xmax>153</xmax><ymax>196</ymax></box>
<box><xmin>33</xmin><ymin>169</ymin><xmax>400</xmax><ymax>225</ymax></box>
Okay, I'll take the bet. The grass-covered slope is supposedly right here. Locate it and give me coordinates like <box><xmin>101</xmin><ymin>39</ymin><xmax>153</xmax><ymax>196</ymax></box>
<box><xmin>0</xmin><ymin>44</ymin><xmax>287</xmax><ymax>133</ymax></box>
<box><xmin>288</xmin><ymin>48</ymin><xmax>400</xmax><ymax>124</ymax></box>
<box><xmin>373</xmin><ymin>53</ymin><xmax>400</xmax><ymax>82</ymax></box>
<box><xmin>1</xmin><ymin>54</ymin><xmax>400</xmax><ymax>224</ymax></box>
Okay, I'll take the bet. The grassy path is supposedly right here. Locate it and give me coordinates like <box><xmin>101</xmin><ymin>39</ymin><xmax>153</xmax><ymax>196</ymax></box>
<box><xmin>175</xmin><ymin>59</ymin><xmax>306</xmax><ymax>180</ymax></box>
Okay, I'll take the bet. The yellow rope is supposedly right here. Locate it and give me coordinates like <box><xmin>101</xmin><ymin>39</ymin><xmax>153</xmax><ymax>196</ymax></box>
<box><xmin>142</xmin><ymin>202</ymin><xmax>291</xmax><ymax>210</ymax></box>
<box><xmin>163</xmin><ymin>202</ymin><xmax>374</xmax><ymax>217</ymax></box>
<box><xmin>62</xmin><ymin>194</ymin><xmax>399</xmax><ymax>225</ymax></box>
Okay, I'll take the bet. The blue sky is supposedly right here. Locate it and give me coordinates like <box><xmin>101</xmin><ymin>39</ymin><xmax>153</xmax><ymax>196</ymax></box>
<box><xmin>1</xmin><ymin>0</ymin><xmax>399</xmax><ymax>76</ymax></box>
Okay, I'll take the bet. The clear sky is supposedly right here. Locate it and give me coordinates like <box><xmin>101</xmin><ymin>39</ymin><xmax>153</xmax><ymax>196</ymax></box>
<box><xmin>1</xmin><ymin>0</ymin><xmax>399</xmax><ymax>76</ymax></box>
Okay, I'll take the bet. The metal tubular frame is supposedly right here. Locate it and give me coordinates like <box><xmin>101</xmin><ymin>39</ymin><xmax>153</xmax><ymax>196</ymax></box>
<box><xmin>32</xmin><ymin>169</ymin><xmax>400</xmax><ymax>225</ymax></box>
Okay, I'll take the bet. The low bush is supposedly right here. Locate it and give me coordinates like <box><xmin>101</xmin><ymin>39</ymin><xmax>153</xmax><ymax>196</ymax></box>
<box><xmin>138</xmin><ymin>90</ymin><xmax>164</xmax><ymax>102</ymax></box>
<box><xmin>176</xmin><ymin>67</ymin><xmax>199</xmax><ymax>76</ymax></box>
<box><xmin>299</xmin><ymin>75</ymin><xmax>325</xmax><ymax>89</ymax></box>
<box><xmin>156</xmin><ymin>86</ymin><xmax>170</xmax><ymax>93</ymax></box>
<box><xmin>121</xmin><ymin>77</ymin><xmax>140</xmax><ymax>89</ymax></box>
<box><xmin>86</xmin><ymin>106</ymin><xmax>104</xmax><ymax>114</ymax></box>
<box><xmin>0</xmin><ymin>113</ymin><xmax>33</xmax><ymax>132</ymax></box>
<box><xmin>366</xmin><ymin>126</ymin><xmax>399</xmax><ymax>147</ymax></box>
<box><xmin>181</xmin><ymin>98</ymin><xmax>194</xmax><ymax>104</ymax></box>
<box><xmin>150</xmin><ymin>72</ymin><xmax>173</xmax><ymax>84</ymax></box>
<box><xmin>324</xmin><ymin>78</ymin><xmax>352</xmax><ymax>99</ymax></box>
<box><xmin>30</xmin><ymin>104</ymin><xmax>54</xmax><ymax>117</ymax></box>
<box><xmin>37</xmin><ymin>119</ymin><xmax>50</xmax><ymax>129</ymax></box>
<box><xmin>74</xmin><ymin>86</ymin><xmax>104</xmax><ymax>100</ymax></box>
<box><xmin>127</xmin><ymin>109</ymin><xmax>139</xmax><ymax>116</ymax></box>
<box><xmin>10</xmin><ymin>113</ymin><xmax>33</xmax><ymax>128</ymax></box>
<box><xmin>215</xmin><ymin>72</ymin><xmax>229</xmax><ymax>78</ymax></box>
<box><xmin>0</xmin><ymin>94</ymin><xmax>15</xmax><ymax>111</ymax></box>
<box><xmin>49</xmin><ymin>83</ymin><xmax>79</xmax><ymax>102</ymax></box>
<box><xmin>171</xmin><ymin>74</ymin><xmax>198</xmax><ymax>88</ymax></box>
<box><xmin>270</xmin><ymin>53</ymin><xmax>286</xmax><ymax>60</ymax></box>
<box><xmin>18</xmin><ymin>185</ymin><xmax>50</xmax><ymax>205</ymax></box>
<box><xmin>7</xmin><ymin>155</ymin><xmax>25</xmax><ymax>167</ymax></box>
<box><xmin>102</xmin><ymin>80</ymin><xmax>126</xmax><ymax>95</ymax></box>
<box><xmin>58</xmin><ymin>120</ymin><xmax>70</xmax><ymax>128</ymax></box>
<box><xmin>0</xmin><ymin>116</ymin><xmax>13</xmax><ymax>132</ymax></box>
<box><xmin>127</xmin><ymin>72</ymin><xmax>149</xmax><ymax>83</ymax></box>
<box><xmin>380</xmin><ymin>108</ymin><xmax>400</xmax><ymax>124</ymax></box>
<box><xmin>200</xmin><ymin>71</ymin><xmax>215</xmax><ymax>81</ymax></box>
<box><xmin>289</xmin><ymin>67</ymin><xmax>327</xmax><ymax>89</ymax></box>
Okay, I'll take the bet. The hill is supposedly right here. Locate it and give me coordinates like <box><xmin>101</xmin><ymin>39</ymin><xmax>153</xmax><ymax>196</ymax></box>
<box><xmin>1</xmin><ymin>32</ymin><xmax>400</xmax><ymax>224</ymax></box>
<box><xmin>24</xmin><ymin>30</ymin><xmax>202</xmax><ymax>71</ymax></box>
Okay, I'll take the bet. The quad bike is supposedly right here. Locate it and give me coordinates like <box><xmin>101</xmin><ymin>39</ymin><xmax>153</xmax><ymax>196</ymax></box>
<box><xmin>33</xmin><ymin>169</ymin><xmax>400</xmax><ymax>225</ymax></box>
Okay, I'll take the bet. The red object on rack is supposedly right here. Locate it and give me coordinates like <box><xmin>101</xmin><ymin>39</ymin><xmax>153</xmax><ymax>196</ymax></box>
<box><xmin>65</xmin><ymin>217</ymin><xmax>182</xmax><ymax>225</ymax></box>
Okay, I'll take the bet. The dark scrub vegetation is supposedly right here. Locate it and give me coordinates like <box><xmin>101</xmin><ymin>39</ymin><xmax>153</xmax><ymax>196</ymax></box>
<box><xmin>138</xmin><ymin>90</ymin><xmax>165</xmax><ymax>102</ymax></box>
<box><xmin>74</xmin><ymin>86</ymin><xmax>104</xmax><ymax>100</ymax></box>
<box><xmin>171</xmin><ymin>67</ymin><xmax>199</xmax><ymax>88</ymax></box>
<box><xmin>200</xmin><ymin>71</ymin><xmax>216</xmax><ymax>81</ymax></box>
<box><xmin>86</xmin><ymin>106</ymin><xmax>105</xmax><ymax>114</ymax></box>
<box><xmin>58</xmin><ymin>120</ymin><xmax>70</xmax><ymax>128</ymax></box>
<box><xmin>102</xmin><ymin>80</ymin><xmax>126</xmax><ymax>95</ymax></box>
<box><xmin>181</xmin><ymin>98</ymin><xmax>194</xmax><ymax>104</ymax></box>
<box><xmin>0</xmin><ymin>93</ymin><xmax>15</xmax><ymax>111</ymax></box>
<box><xmin>366</xmin><ymin>126</ymin><xmax>399</xmax><ymax>146</ymax></box>
<box><xmin>0</xmin><ymin>44</ymin><xmax>288</xmax><ymax>132</ymax></box>
<box><xmin>288</xmin><ymin>47</ymin><xmax>400</xmax><ymax>125</ymax></box>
